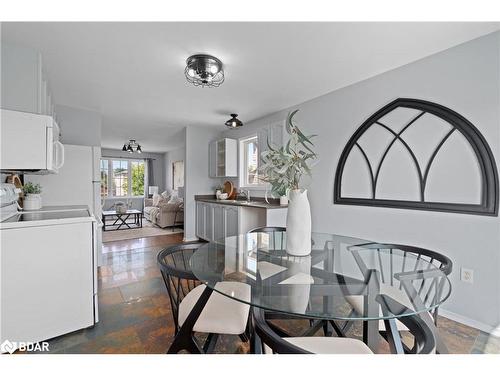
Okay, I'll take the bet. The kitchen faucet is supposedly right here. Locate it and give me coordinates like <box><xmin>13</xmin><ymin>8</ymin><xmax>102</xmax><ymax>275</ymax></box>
<box><xmin>239</xmin><ymin>189</ymin><xmax>251</xmax><ymax>202</ymax></box>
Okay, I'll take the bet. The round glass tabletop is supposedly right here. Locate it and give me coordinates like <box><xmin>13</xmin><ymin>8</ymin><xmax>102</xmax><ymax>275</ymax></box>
<box><xmin>190</xmin><ymin>232</ymin><xmax>451</xmax><ymax>321</ymax></box>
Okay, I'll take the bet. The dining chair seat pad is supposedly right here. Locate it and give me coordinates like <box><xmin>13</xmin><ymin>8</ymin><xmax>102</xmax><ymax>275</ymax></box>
<box><xmin>178</xmin><ymin>282</ymin><xmax>251</xmax><ymax>335</ymax></box>
<box><xmin>345</xmin><ymin>283</ymin><xmax>433</xmax><ymax>331</ymax></box>
<box><xmin>284</xmin><ymin>337</ymin><xmax>373</xmax><ymax>354</ymax></box>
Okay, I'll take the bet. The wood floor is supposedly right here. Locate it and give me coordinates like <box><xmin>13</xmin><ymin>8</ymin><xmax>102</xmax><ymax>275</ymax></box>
<box><xmin>39</xmin><ymin>233</ymin><xmax>499</xmax><ymax>354</ymax></box>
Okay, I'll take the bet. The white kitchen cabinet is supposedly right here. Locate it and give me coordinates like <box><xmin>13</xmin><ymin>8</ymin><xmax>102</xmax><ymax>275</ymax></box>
<box><xmin>196</xmin><ymin>202</ymin><xmax>205</xmax><ymax>238</ymax></box>
<box><xmin>209</xmin><ymin>138</ymin><xmax>238</xmax><ymax>177</ymax></box>
<box><xmin>1</xmin><ymin>43</ymin><xmax>44</xmax><ymax>114</ymax></box>
<box><xmin>195</xmin><ymin>201</ymin><xmax>286</xmax><ymax>241</ymax></box>
<box><xmin>225</xmin><ymin>206</ymin><xmax>239</xmax><ymax>237</ymax></box>
<box><xmin>1</xmin><ymin>220</ymin><xmax>95</xmax><ymax>345</ymax></box>
<box><xmin>204</xmin><ymin>203</ymin><xmax>214</xmax><ymax>241</ymax></box>
<box><xmin>1</xmin><ymin>43</ymin><xmax>58</xmax><ymax>121</ymax></box>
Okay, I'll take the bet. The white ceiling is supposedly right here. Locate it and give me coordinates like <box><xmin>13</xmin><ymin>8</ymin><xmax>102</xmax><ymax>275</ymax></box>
<box><xmin>2</xmin><ymin>22</ymin><xmax>499</xmax><ymax>152</ymax></box>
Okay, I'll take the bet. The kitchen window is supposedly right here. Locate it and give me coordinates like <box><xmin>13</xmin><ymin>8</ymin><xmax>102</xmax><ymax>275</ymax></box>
<box><xmin>239</xmin><ymin>135</ymin><xmax>262</xmax><ymax>187</ymax></box>
<box><xmin>100</xmin><ymin>159</ymin><xmax>145</xmax><ymax>198</ymax></box>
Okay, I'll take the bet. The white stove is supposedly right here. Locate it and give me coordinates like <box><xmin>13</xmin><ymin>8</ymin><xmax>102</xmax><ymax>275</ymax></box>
<box><xmin>0</xmin><ymin>184</ymin><xmax>99</xmax><ymax>349</ymax></box>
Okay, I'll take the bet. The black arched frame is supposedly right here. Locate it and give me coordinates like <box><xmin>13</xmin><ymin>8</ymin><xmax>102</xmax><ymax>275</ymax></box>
<box><xmin>334</xmin><ymin>98</ymin><xmax>498</xmax><ymax>216</ymax></box>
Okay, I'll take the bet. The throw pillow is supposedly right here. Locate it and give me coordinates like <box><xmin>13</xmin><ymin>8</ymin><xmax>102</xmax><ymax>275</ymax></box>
<box><xmin>168</xmin><ymin>190</ymin><xmax>182</xmax><ymax>204</ymax></box>
<box><xmin>161</xmin><ymin>191</ymin><xmax>170</xmax><ymax>200</ymax></box>
<box><xmin>152</xmin><ymin>193</ymin><xmax>163</xmax><ymax>206</ymax></box>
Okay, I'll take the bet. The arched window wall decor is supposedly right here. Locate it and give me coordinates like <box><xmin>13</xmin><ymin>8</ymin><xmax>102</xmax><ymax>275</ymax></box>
<box><xmin>334</xmin><ymin>98</ymin><xmax>498</xmax><ymax>216</ymax></box>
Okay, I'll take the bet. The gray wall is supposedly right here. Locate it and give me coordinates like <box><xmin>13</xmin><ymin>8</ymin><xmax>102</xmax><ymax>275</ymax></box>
<box><xmin>164</xmin><ymin>146</ymin><xmax>185</xmax><ymax>193</ymax></box>
<box><xmin>56</xmin><ymin>104</ymin><xmax>102</xmax><ymax>147</ymax></box>
<box><xmin>223</xmin><ymin>32</ymin><xmax>500</xmax><ymax>331</ymax></box>
<box><xmin>184</xmin><ymin>126</ymin><xmax>220</xmax><ymax>241</ymax></box>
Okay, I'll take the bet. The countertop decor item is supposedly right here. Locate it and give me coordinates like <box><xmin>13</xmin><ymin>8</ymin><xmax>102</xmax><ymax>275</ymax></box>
<box><xmin>22</xmin><ymin>182</ymin><xmax>42</xmax><ymax>210</ymax></box>
<box><xmin>6</xmin><ymin>174</ymin><xmax>23</xmax><ymax>206</ymax></box>
<box><xmin>259</xmin><ymin>110</ymin><xmax>318</xmax><ymax>256</ymax></box>
<box><xmin>225</xmin><ymin>114</ymin><xmax>243</xmax><ymax>128</ymax></box>
<box><xmin>185</xmin><ymin>54</ymin><xmax>224</xmax><ymax>88</ymax></box>
<box><xmin>223</xmin><ymin>180</ymin><xmax>235</xmax><ymax>199</ymax></box>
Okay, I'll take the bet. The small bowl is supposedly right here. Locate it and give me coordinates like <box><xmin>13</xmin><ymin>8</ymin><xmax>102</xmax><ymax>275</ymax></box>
<box><xmin>218</xmin><ymin>193</ymin><xmax>228</xmax><ymax>200</ymax></box>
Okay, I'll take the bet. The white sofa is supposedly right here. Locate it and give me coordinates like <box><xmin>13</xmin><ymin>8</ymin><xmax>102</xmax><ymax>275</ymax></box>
<box><xmin>144</xmin><ymin>197</ymin><xmax>183</xmax><ymax>228</ymax></box>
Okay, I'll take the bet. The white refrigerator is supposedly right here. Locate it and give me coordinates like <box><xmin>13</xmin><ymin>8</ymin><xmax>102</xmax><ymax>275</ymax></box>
<box><xmin>26</xmin><ymin>144</ymin><xmax>103</xmax><ymax>264</ymax></box>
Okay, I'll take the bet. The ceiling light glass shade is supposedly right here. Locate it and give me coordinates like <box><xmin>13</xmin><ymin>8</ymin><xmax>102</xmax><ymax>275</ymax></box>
<box><xmin>185</xmin><ymin>54</ymin><xmax>224</xmax><ymax>88</ymax></box>
<box><xmin>122</xmin><ymin>139</ymin><xmax>143</xmax><ymax>153</ymax></box>
<box><xmin>225</xmin><ymin>114</ymin><xmax>243</xmax><ymax>128</ymax></box>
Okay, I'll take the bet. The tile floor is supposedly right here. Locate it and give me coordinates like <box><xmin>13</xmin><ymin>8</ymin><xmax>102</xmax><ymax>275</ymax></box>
<box><xmin>39</xmin><ymin>233</ymin><xmax>499</xmax><ymax>354</ymax></box>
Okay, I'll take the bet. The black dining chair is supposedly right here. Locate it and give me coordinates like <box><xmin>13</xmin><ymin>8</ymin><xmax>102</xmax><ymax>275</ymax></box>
<box><xmin>343</xmin><ymin>243</ymin><xmax>452</xmax><ymax>346</ymax></box>
<box><xmin>157</xmin><ymin>242</ymin><xmax>251</xmax><ymax>353</ymax></box>
<box><xmin>253</xmin><ymin>300</ymin><xmax>436</xmax><ymax>354</ymax></box>
<box><xmin>247</xmin><ymin>226</ymin><xmax>342</xmax><ymax>338</ymax></box>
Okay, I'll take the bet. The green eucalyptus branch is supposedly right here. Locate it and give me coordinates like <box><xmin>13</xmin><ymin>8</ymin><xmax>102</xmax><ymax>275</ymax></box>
<box><xmin>259</xmin><ymin>110</ymin><xmax>317</xmax><ymax>197</ymax></box>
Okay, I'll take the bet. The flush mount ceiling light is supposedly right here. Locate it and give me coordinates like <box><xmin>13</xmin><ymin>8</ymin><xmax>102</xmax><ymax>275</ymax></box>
<box><xmin>122</xmin><ymin>140</ymin><xmax>142</xmax><ymax>154</ymax></box>
<box><xmin>225</xmin><ymin>114</ymin><xmax>243</xmax><ymax>128</ymax></box>
<box><xmin>185</xmin><ymin>54</ymin><xmax>224</xmax><ymax>88</ymax></box>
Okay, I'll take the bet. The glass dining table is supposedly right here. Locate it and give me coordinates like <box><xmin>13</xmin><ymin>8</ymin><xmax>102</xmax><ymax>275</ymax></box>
<box><xmin>176</xmin><ymin>232</ymin><xmax>451</xmax><ymax>354</ymax></box>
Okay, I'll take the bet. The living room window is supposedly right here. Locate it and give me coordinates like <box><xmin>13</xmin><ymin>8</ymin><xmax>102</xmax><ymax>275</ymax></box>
<box><xmin>240</xmin><ymin>135</ymin><xmax>261</xmax><ymax>187</ymax></box>
<box><xmin>100</xmin><ymin>158</ymin><xmax>145</xmax><ymax>198</ymax></box>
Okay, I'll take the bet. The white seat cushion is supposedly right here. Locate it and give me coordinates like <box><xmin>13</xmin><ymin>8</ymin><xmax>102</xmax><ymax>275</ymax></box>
<box><xmin>345</xmin><ymin>283</ymin><xmax>433</xmax><ymax>331</ymax></box>
<box><xmin>284</xmin><ymin>337</ymin><xmax>373</xmax><ymax>354</ymax></box>
<box><xmin>178</xmin><ymin>282</ymin><xmax>251</xmax><ymax>335</ymax></box>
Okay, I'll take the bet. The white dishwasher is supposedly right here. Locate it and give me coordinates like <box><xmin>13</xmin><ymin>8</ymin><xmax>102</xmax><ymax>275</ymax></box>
<box><xmin>0</xmin><ymin>204</ymin><xmax>99</xmax><ymax>347</ymax></box>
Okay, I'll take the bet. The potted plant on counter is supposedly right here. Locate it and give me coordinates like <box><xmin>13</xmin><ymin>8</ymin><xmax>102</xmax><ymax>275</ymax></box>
<box><xmin>22</xmin><ymin>182</ymin><xmax>43</xmax><ymax>210</ymax></box>
<box><xmin>259</xmin><ymin>109</ymin><xmax>317</xmax><ymax>256</ymax></box>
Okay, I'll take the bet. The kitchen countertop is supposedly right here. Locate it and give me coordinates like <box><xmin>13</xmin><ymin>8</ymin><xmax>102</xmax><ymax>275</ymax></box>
<box><xmin>195</xmin><ymin>195</ymin><xmax>287</xmax><ymax>209</ymax></box>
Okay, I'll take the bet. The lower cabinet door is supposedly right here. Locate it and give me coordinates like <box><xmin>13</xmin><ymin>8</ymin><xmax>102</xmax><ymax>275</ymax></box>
<box><xmin>213</xmin><ymin>205</ymin><xmax>224</xmax><ymax>242</ymax></box>
<box><xmin>224</xmin><ymin>206</ymin><xmax>239</xmax><ymax>238</ymax></box>
<box><xmin>205</xmin><ymin>204</ymin><xmax>214</xmax><ymax>241</ymax></box>
<box><xmin>196</xmin><ymin>202</ymin><xmax>205</xmax><ymax>239</ymax></box>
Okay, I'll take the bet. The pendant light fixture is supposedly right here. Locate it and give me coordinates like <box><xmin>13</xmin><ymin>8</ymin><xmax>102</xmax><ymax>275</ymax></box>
<box><xmin>185</xmin><ymin>54</ymin><xmax>224</xmax><ymax>88</ymax></box>
<box><xmin>225</xmin><ymin>114</ymin><xmax>243</xmax><ymax>128</ymax></box>
<box><xmin>122</xmin><ymin>140</ymin><xmax>142</xmax><ymax>154</ymax></box>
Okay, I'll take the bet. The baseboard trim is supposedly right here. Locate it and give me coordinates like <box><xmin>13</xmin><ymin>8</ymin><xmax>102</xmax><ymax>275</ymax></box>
<box><xmin>183</xmin><ymin>237</ymin><xmax>198</xmax><ymax>242</ymax></box>
<box><xmin>439</xmin><ymin>308</ymin><xmax>499</xmax><ymax>336</ymax></box>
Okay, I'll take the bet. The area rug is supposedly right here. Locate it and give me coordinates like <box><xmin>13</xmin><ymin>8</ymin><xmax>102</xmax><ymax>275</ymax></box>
<box><xmin>102</xmin><ymin>220</ymin><xmax>183</xmax><ymax>242</ymax></box>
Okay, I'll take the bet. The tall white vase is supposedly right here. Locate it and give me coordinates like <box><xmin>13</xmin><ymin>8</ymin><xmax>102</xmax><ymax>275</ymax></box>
<box><xmin>286</xmin><ymin>189</ymin><xmax>312</xmax><ymax>256</ymax></box>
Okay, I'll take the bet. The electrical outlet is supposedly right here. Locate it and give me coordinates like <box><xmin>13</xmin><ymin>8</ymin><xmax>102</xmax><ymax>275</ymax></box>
<box><xmin>461</xmin><ymin>267</ymin><xmax>474</xmax><ymax>284</ymax></box>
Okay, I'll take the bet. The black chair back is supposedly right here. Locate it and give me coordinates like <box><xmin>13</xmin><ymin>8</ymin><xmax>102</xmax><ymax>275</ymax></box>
<box><xmin>248</xmin><ymin>226</ymin><xmax>286</xmax><ymax>252</ymax></box>
<box><xmin>157</xmin><ymin>242</ymin><xmax>205</xmax><ymax>333</ymax></box>
<box><xmin>352</xmin><ymin>243</ymin><xmax>452</xmax><ymax>323</ymax></box>
<box><xmin>253</xmin><ymin>304</ymin><xmax>435</xmax><ymax>354</ymax></box>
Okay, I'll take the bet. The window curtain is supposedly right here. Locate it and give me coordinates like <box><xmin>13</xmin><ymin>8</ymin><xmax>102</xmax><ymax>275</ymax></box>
<box><xmin>146</xmin><ymin>158</ymin><xmax>155</xmax><ymax>197</ymax></box>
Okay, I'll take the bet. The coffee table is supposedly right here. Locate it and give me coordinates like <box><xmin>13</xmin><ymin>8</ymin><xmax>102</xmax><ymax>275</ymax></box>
<box><xmin>102</xmin><ymin>209</ymin><xmax>143</xmax><ymax>231</ymax></box>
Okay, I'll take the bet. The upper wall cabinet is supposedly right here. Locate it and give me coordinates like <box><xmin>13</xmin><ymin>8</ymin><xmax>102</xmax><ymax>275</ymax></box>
<box><xmin>1</xmin><ymin>43</ymin><xmax>55</xmax><ymax>118</ymax></box>
<box><xmin>209</xmin><ymin>138</ymin><xmax>238</xmax><ymax>177</ymax></box>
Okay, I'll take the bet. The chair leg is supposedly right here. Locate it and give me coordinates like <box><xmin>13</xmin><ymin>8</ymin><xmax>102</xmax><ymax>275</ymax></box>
<box><xmin>239</xmin><ymin>333</ymin><xmax>249</xmax><ymax>342</ymax></box>
<box><xmin>167</xmin><ymin>286</ymin><xmax>213</xmax><ymax>354</ymax></box>
<box><xmin>328</xmin><ymin>321</ymin><xmax>346</xmax><ymax>337</ymax></box>
<box><xmin>202</xmin><ymin>333</ymin><xmax>219</xmax><ymax>353</ymax></box>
